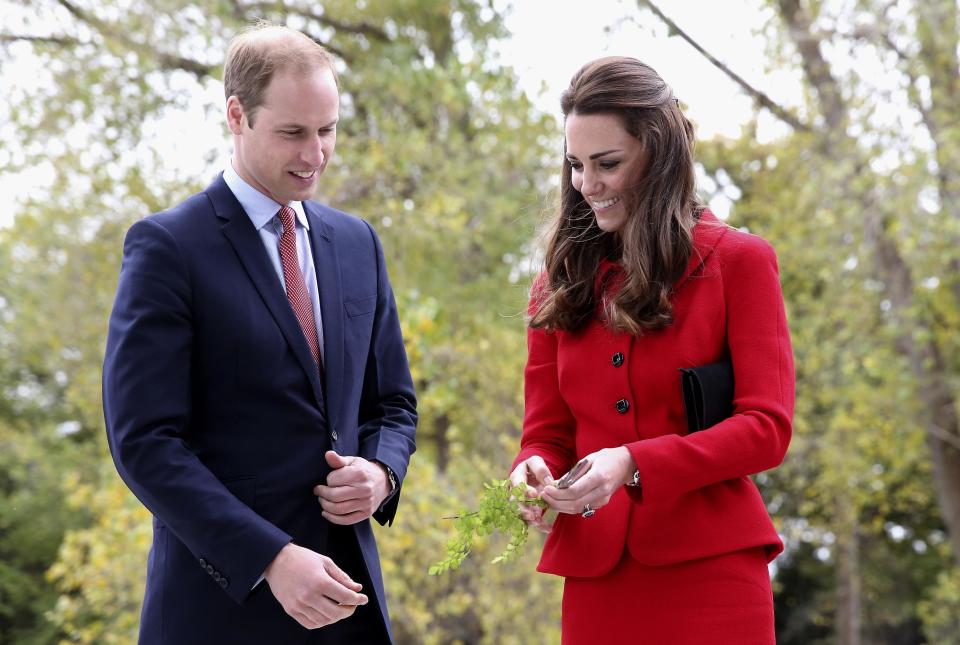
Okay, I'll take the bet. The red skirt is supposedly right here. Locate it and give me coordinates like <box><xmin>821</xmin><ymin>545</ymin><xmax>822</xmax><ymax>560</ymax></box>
<box><xmin>561</xmin><ymin>547</ymin><xmax>775</xmax><ymax>645</ymax></box>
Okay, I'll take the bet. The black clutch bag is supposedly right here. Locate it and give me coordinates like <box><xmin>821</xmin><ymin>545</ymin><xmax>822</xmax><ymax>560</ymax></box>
<box><xmin>679</xmin><ymin>361</ymin><xmax>734</xmax><ymax>433</ymax></box>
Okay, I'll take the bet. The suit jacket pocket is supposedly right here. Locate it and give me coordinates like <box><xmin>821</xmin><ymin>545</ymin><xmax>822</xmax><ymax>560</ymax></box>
<box><xmin>344</xmin><ymin>294</ymin><xmax>377</xmax><ymax>318</ymax></box>
<box><xmin>223</xmin><ymin>476</ymin><xmax>257</xmax><ymax>509</ymax></box>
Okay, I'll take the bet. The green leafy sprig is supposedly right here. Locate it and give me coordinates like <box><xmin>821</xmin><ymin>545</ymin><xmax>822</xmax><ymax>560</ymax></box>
<box><xmin>429</xmin><ymin>479</ymin><xmax>548</xmax><ymax>575</ymax></box>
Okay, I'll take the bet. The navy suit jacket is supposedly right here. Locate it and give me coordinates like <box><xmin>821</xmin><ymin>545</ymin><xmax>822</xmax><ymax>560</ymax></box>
<box><xmin>103</xmin><ymin>174</ymin><xmax>417</xmax><ymax>644</ymax></box>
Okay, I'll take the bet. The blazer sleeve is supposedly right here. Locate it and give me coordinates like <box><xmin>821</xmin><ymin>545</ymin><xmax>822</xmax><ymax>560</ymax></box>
<box><xmin>103</xmin><ymin>218</ymin><xmax>291</xmax><ymax>603</ymax></box>
<box><xmin>355</xmin><ymin>221</ymin><xmax>418</xmax><ymax>526</ymax></box>
<box><xmin>511</xmin><ymin>279</ymin><xmax>577</xmax><ymax>478</ymax></box>
<box><xmin>625</xmin><ymin>235</ymin><xmax>795</xmax><ymax>502</ymax></box>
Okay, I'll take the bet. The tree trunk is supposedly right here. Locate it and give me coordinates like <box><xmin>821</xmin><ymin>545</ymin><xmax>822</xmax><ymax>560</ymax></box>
<box><xmin>434</xmin><ymin>412</ymin><xmax>451</xmax><ymax>474</ymax></box>
<box><xmin>868</xmin><ymin>213</ymin><xmax>960</xmax><ymax>563</ymax></box>
<box><xmin>835</xmin><ymin>493</ymin><xmax>862</xmax><ymax>645</ymax></box>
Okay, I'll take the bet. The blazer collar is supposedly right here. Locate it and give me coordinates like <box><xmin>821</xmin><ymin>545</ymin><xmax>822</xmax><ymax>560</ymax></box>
<box><xmin>597</xmin><ymin>208</ymin><xmax>728</xmax><ymax>293</ymax></box>
<box><xmin>675</xmin><ymin>208</ymin><xmax>728</xmax><ymax>290</ymax></box>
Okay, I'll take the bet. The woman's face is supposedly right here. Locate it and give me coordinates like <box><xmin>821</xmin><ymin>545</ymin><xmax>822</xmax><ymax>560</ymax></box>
<box><xmin>564</xmin><ymin>112</ymin><xmax>645</xmax><ymax>234</ymax></box>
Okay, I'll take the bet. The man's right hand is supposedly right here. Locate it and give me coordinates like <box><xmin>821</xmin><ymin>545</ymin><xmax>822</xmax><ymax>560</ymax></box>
<box><xmin>264</xmin><ymin>543</ymin><xmax>368</xmax><ymax>630</ymax></box>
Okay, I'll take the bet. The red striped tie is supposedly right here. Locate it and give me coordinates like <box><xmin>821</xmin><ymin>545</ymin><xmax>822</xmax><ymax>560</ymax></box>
<box><xmin>277</xmin><ymin>206</ymin><xmax>321</xmax><ymax>368</ymax></box>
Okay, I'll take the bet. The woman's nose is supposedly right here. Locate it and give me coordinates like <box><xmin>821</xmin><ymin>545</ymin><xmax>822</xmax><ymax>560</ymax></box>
<box><xmin>579</xmin><ymin>169</ymin><xmax>600</xmax><ymax>196</ymax></box>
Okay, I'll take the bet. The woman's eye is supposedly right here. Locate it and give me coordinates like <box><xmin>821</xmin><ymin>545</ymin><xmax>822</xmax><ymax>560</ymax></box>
<box><xmin>600</xmin><ymin>161</ymin><xmax>620</xmax><ymax>170</ymax></box>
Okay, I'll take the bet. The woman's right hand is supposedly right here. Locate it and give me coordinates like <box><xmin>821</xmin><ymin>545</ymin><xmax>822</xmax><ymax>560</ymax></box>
<box><xmin>508</xmin><ymin>456</ymin><xmax>555</xmax><ymax>533</ymax></box>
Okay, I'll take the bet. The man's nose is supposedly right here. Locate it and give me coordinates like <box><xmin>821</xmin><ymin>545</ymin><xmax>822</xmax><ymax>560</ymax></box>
<box><xmin>302</xmin><ymin>136</ymin><xmax>325</xmax><ymax>167</ymax></box>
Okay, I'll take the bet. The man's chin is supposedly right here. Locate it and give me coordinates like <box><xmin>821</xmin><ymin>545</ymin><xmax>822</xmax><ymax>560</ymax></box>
<box><xmin>277</xmin><ymin>184</ymin><xmax>318</xmax><ymax>204</ymax></box>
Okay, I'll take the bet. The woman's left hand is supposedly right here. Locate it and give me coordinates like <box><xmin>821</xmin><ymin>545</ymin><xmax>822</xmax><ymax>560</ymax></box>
<box><xmin>540</xmin><ymin>447</ymin><xmax>636</xmax><ymax>515</ymax></box>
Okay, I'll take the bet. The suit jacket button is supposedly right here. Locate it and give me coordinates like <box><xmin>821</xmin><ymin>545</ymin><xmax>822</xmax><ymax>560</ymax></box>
<box><xmin>219</xmin><ymin>578</ymin><xmax>229</xmax><ymax>589</ymax></box>
<box><xmin>331</xmin><ymin>430</ymin><xmax>338</xmax><ymax>441</ymax></box>
<box><xmin>616</xmin><ymin>398</ymin><xmax>630</xmax><ymax>414</ymax></box>
<box><xmin>213</xmin><ymin>571</ymin><xmax>221</xmax><ymax>582</ymax></box>
<box><xmin>206</xmin><ymin>564</ymin><xmax>214</xmax><ymax>575</ymax></box>
<box><xmin>612</xmin><ymin>352</ymin><xmax>624</xmax><ymax>367</ymax></box>
<box><xmin>199</xmin><ymin>558</ymin><xmax>207</xmax><ymax>568</ymax></box>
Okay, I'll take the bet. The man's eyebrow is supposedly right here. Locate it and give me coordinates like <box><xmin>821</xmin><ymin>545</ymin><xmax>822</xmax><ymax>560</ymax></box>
<box><xmin>276</xmin><ymin>119</ymin><xmax>339</xmax><ymax>129</ymax></box>
<box><xmin>565</xmin><ymin>149</ymin><xmax>621</xmax><ymax>161</ymax></box>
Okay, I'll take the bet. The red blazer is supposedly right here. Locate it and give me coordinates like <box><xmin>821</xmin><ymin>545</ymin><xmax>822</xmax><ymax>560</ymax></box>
<box><xmin>513</xmin><ymin>210</ymin><xmax>794</xmax><ymax>578</ymax></box>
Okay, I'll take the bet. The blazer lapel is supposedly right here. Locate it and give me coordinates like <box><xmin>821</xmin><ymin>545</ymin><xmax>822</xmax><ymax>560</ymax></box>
<box><xmin>205</xmin><ymin>175</ymin><xmax>324</xmax><ymax>400</ymax></box>
<box><xmin>304</xmin><ymin>202</ymin><xmax>344</xmax><ymax>428</ymax></box>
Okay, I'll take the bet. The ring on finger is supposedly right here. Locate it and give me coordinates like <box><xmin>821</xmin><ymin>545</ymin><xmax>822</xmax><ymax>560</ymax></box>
<box><xmin>581</xmin><ymin>503</ymin><xmax>596</xmax><ymax>518</ymax></box>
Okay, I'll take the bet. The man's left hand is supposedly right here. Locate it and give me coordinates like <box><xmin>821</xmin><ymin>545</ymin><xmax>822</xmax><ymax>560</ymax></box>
<box><xmin>314</xmin><ymin>451</ymin><xmax>391</xmax><ymax>525</ymax></box>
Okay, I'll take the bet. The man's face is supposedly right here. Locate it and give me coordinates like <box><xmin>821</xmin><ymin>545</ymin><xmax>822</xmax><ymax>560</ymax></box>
<box><xmin>227</xmin><ymin>66</ymin><xmax>339</xmax><ymax>204</ymax></box>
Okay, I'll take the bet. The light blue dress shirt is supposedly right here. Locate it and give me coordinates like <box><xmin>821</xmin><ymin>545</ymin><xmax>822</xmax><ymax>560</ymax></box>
<box><xmin>222</xmin><ymin>162</ymin><xmax>325</xmax><ymax>365</ymax></box>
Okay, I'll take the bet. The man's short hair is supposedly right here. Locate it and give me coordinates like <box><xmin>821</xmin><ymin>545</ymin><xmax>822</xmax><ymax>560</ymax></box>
<box><xmin>224</xmin><ymin>22</ymin><xmax>337</xmax><ymax>126</ymax></box>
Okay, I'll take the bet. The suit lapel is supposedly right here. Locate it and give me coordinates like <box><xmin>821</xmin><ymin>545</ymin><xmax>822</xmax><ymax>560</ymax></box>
<box><xmin>206</xmin><ymin>175</ymin><xmax>324</xmax><ymax>401</ymax></box>
<box><xmin>304</xmin><ymin>202</ymin><xmax>344</xmax><ymax>428</ymax></box>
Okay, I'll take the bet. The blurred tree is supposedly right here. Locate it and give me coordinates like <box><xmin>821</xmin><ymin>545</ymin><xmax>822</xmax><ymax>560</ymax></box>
<box><xmin>640</xmin><ymin>0</ymin><xmax>960</xmax><ymax>642</ymax></box>
<box><xmin>0</xmin><ymin>0</ymin><xmax>559</xmax><ymax>642</ymax></box>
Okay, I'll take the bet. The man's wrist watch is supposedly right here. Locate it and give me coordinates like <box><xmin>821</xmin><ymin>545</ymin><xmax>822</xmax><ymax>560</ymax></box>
<box><xmin>378</xmin><ymin>461</ymin><xmax>397</xmax><ymax>492</ymax></box>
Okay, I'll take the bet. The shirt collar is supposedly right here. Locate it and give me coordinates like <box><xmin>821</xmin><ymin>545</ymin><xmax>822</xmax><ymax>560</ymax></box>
<box><xmin>223</xmin><ymin>161</ymin><xmax>310</xmax><ymax>232</ymax></box>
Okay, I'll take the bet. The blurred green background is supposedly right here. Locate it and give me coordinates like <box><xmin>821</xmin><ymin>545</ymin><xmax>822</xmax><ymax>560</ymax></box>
<box><xmin>1</xmin><ymin>1</ymin><xmax>958</xmax><ymax>643</ymax></box>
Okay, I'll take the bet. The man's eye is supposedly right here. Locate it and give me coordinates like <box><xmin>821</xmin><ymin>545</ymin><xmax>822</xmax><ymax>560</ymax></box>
<box><xmin>282</xmin><ymin>130</ymin><xmax>301</xmax><ymax>136</ymax></box>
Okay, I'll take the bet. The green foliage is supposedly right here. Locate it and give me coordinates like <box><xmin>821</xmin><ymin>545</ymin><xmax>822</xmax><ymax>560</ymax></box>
<box><xmin>429</xmin><ymin>479</ymin><xmax>547</xmax><ymax>575</ymax></box>
<box><xmin>0</xmin><ymin>422</ymin><xmax>90</xmax><ymax>645</ymax></box>
<box><xmin>376</xmin><ymin>459</ymin><xmax>561</xmax><ymax>644</ymax></box>
<box><xmin>45</xmin><ymin>459</ymin><xmax>150</xmax><ymax>645</ymax></box>
<box><xmin>918</xmin><ymin>567</ymin><xmax>960</xmax><ymax>644</ymax></box>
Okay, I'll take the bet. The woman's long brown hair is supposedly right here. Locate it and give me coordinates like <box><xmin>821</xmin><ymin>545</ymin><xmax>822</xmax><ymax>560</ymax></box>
<box><xmin>530</xmin><ymin>56</ymin><xmax>703</xmax><ymax>335</ymax></box>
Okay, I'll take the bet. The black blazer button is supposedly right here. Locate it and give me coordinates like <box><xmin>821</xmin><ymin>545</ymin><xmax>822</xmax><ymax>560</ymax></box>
<box><xmin>616</xmin><ymin>399</ymin><xmax>630</xmax><ymax>414</ymax></box>
<box><xmin>199</xmin><ymin>558</ymin><xmax>207</xmax><ymax>568</ymax></box>
<box><xmin>206</xmin><ymin>564</ymin><xmax>214</xmax><ymax>575</ymax></box>
<box><xmin>219</xmin><ymin>578</ymin><xmax>229</xmax><ymax>589</ymax></box>
<box><xmin>612</xmin><ymin>352</ymin><xmax>624</xmax><ymax>367</ymax></box>
<box><xmin>331</xmin><ymin>429</ymin><xmax>339</xmax><ymax>441</ymax></box>
<box><xmin>213</xmin><ymin>571</ymin><xmax>221</xmax><ymax>582</ymax></box>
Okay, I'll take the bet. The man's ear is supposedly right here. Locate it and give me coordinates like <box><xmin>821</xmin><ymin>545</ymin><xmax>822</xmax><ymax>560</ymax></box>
<box><xmin>226</xmin><ymin>96</ymin><xmax>245</xmax><ymax>135</ymax></box>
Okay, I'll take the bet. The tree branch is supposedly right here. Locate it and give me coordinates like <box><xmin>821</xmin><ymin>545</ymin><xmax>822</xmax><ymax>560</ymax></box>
<box><xmin>636</xmin><ymin>0</ymin><xmax>810</xmax><ymax>133</ymax></box>
<box><xmin>220</xmin><ymin>3</ymin><xmax>352</xmax><ymax>62</ymax></box>
<box><xmin>775</xmin><ymin>0</ymin><xmax>845</xmax><ymax>131</ymax></box>
<box><xmin>238</xmin><ymin>3</ymin><xmax>391</xmax><ymax>42</ymax></box>
<box><xmin>0</xmin><ymin>34</ymin><xmax>82</xmax><ymax>46</ymax></box>
<box><xmin>302</xmin><ymin>32</ymin><xmax>349</xmax><ymax>62</ymax></box>
<box><xmin>55</xmin><ymin>0</ymin><xmax>215</xmax><ymax>78</ymax></box>
<box><xmin>227</xmin><ymin>0</ymin><xmax>247</xmax><ymax>21</ymax></box>
<box><xmin>929</xmin><ymin>422</ymin><xmax>960</xmax><ymax>452</ymax></box>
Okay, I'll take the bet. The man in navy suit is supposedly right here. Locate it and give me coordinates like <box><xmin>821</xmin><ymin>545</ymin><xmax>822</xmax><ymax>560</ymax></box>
<box><xmin>103</xmin><ymin>23</ymin><xmax>417</xmax><ymax>644</ymax></box>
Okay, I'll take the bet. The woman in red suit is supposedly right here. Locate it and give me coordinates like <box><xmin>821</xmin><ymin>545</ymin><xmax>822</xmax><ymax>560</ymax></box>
<box><xmin>509</xmin><ymin>57</ymin><xmax>794</xmax><ymax>645</ymax></box>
